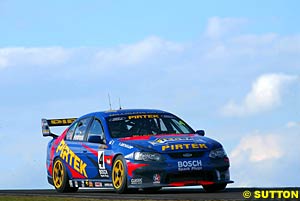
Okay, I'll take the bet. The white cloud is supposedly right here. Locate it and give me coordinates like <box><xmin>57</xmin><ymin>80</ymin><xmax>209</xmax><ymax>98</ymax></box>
<box><xmin>230</xmin><ymin>33</ymin><xmax>278</xmax><ymax>46</ymax></box>
<box><xmin>0</xmin><ymin>37</ymin><xmax>183</xmax><ymax>74</ymax></box>
<box><xmin>205</xmin><ymin>17</ymin><xmax>247</xmax><ymax>39</ymax></box>
<box><xmin>286</xmin><ymin>121</ymin><xmax>300</xmax><ymax>128</ymax></box>
<box><xmin>276</xmin><ymin>35</ymin><xmax>300</xmax><ymax>53</ymax></box>
<box><xmin>229</xmin><ymin>131</ymin><xmax>300</xmax><ymax>187</ymax></box>
<box><xmin>230</xmin><ymin>134</ymin><xmax>283</xmax><ymax>163</ymax></box>
<box><xmin>0</xmin><ymin>47</ymin><xmax>70</xmax><ymax>69</ymax></box>
<box><xmin>93</xmin><ymin>36</ymin><xmax>183</xmax><ymax>67</ymax></box>
<box><xmin>202</xmin><ymin>33</ymin><xmax>300</xmax><ymax>63</ymax></box>
<box><xmin>222</xmin><ymin>73</ymin><xmax>298</xmax><ymax>116</ymax></box>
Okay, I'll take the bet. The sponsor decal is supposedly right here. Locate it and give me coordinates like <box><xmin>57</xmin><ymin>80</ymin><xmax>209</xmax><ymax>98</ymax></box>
<box><xmin>105</xmin><ymin>157</ymin><xmax>112</xmax><ymax>165</ymax></box>
<box><xmin>99</xmin><ymin>144</ymin><xmax>108</xmax><ymax>149</ymax></box>
<box><xmin>128</xmin><ymin>114</ymin><xmax>159</xmax><ymax>120</ymax></box>
<box><xmin>162</xmin><ymin>143</ymin><xmax>208</xmax><ymax>151</ymax></box>
<box><xmin>119</xmin><ymin>142</ymin><xmax>133</xmax><ymax>149</ymax></box>
<box><xmin>98</xmin><ymin>151</ymin><xmax>109</xmax><ymax>178</ymax></box>
<box><xmin>98</xmin><ymin>151</ymin><xmax>105</xmax><ymax>169</ymax></box>
<box><xmin>89</xmin><ymin>181</ymin><xmax>93</xmax><ymax>187</ymax></box>
<box><xmin>81</xmin><ymin>181</ymin><xmax>85</xmax><ymax>186</ymax></box>
<box><xmin>160</xmin><ymin>114</ymin><xmax>175</xmax><ymax>118</ymax></box>
<box><xmin>131</xmin><ymin>178</ymin><xmax>143</xmax><ymax>185</ymax></box>
<box><xmin>153</xmin><ymin>174</ymin><xmax>161</xmax><ymax>184</ymax></box>
<box><xmin>69</xmin><ymin>181</ymin><xmax>73</xmax><ymax>187</ymax></box>
<box><xmin>109</xmin><ymin>117</ymin><xmax>126</xmax><ymax>121</ymax></box>
<box><xmin>42</xmin><ymin>129</ymin><xmax>50</xmax><ymax>134</ymax></box>
<box><xmin>104</xmin><ymin>183</ymin><xmax>113</xmax><ymax>187</ymax></box>
<box><xmin>48</xmin><ymin>118</ymin><xmax>76</xmax><ymax>126</ymax></box>
<box><xmin>178</xmin><ymin>160</ymin><xmax>202</xmax><ymax>171</ymax></box>
<box><xmin>95</xmin><ymin>182</ymin><xmax>102</xmax><ymax>187</ymax></box>
<box><xmin>99</xmin><ymin>169</ymin><xmax>109</xmax><ymax>178</ymax></box>
<box><xmin>56</xmin><ymin>140</ymin><xmax>87</xmax><ymax>177</ymax></box>
<box><xmin>109</xmin><ymin>111</ymin><xmax>160</xmax><ymax>117</ymax></box>
<box><xmin>154</xmin><ymin>137</ymin><xmax>193</xmax><ymax>144</ymax></box>
<box><xmin>74</xmin><ymin>181</ymin><xmax>78</xmax><ymax>187</ymax></box>
<box><xmin>150</xmin><ymin>136</ymin><xmax>206</xmax><ymax>146</ymax></box>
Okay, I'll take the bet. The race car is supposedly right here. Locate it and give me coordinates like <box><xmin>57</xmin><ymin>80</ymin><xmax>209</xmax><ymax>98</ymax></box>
<box><xmin>42</xmin><ymin>109</ymin><xmax>233</xmax><ymax>193</ymax></box>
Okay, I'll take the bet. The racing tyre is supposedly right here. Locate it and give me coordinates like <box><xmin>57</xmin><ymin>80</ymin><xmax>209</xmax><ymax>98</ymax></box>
<box><xmin>53</xmin><ymin>158</ymin><xmax>78</xmax><ymax>193</ymax></box>
<box><xmin>112</xmin><ymin>155</ymin><xmax>129</xmax><ymax>194</ymax></box>
<box><xmin>202</xmin><ymin>183</ymin><xmax>227</xmax><ymax>193</ymax></box>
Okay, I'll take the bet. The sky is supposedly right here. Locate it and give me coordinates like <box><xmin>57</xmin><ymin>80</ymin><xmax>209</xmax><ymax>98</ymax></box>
<box><xmin>0</xmin><ymin>0</ymin><xmax>299</xmax><ymax>189</ymax></box>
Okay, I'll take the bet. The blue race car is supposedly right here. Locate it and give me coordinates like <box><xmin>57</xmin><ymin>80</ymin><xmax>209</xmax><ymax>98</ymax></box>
<box><xmin>42</xmin><ymin>109</ymin><xmax>233</xmax><ymax>193</ymax></box>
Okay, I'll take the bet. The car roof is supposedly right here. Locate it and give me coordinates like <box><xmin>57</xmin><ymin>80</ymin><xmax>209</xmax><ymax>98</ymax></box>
<box><xmin>82</xmin><ymin>109</ymin><xmax>171</xmax><ymax>119</ymax></box>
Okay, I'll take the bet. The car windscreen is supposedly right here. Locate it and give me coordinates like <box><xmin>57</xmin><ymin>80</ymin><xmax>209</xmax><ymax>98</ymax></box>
<box><xmin>106</xmin><ymin>113</ymin><xmax>195</xmax><ymax>138</ymax></box>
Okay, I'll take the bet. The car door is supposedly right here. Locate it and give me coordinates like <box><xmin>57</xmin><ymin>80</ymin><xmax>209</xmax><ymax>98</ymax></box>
<box><xmin>66</xmin><ymin>117</ymin><xmax>93</xmax><ymax>179</ymax></box>
<box><xmin>82</xmin><ymin>117</ymin><xmax>110</xmax><ymax>180</ymax></box>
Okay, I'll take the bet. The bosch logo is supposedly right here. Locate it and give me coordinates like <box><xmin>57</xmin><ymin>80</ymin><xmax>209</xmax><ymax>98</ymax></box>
<box><xmin>178</xmin><ymin>160</ymin><xmax>202</xmax><ymax>168</ymax></box>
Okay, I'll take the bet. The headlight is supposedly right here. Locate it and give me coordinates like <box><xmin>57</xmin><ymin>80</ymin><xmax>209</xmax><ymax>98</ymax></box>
<box><xmin>134</xmin><ymin>152</ymin><xmax>163</xmax><ymax>161</ymax></box>
<box><xmin>209</xmin><ymin>147</ymin><xmax>227</xmax><ymax>158</ymax></box>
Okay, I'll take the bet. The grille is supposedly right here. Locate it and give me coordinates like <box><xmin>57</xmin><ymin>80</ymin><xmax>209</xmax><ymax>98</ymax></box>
<box><xmin>168</xmin><ymin>151</ymin><xmax>205</xmax><ymax>159</ymax></box>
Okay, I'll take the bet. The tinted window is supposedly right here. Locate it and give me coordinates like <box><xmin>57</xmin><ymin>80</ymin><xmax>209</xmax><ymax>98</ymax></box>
<box><xmin>107</xmin><ymin>113</ymin><xmax>194</xmax><ymax>138</ymax></box>
<box><xmin>65</xmin><ymin>122</ymin><xmax>78</xmax><ymax>140</ymax></box>
<box><xmin>87</xmin><ymin>118</ymin><xmax>105</xmax><ymax>142</ymax></box>
<box><xmin>73</xmin><ymin>117</ymin><xmax>92</xmax><ymax>141</ymax></box>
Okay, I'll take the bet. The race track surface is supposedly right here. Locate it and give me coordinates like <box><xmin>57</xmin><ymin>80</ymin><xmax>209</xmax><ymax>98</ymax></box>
<box><xmin>0</xmin><ymin>188</ymin><xmax>299</xmax><ymax>200</ymax></box>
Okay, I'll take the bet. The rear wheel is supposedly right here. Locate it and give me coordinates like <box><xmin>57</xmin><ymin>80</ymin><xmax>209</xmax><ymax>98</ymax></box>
<box><xmin>53</xmin><ymin>158</ymin><xmax>78</xmax><ymax>193</ymax></box>
<box><xmin>112</xmin><ymin>155</ymin><xmax>128</xmax><ymax>193</ymax></box>
<box><xmin>203</xmin><ymin>183</ymin><xmax>227</xmax><ymax>193</ymax></box>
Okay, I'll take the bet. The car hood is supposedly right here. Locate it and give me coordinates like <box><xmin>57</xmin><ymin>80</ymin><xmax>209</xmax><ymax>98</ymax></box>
<box><xmin>118</xmin><ymin>134</ymin><xmax>221</xmax><ymax>153</ymax></box>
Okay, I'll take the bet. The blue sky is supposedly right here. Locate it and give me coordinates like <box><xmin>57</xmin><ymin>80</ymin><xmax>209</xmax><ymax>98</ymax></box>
<box><xmin>0</xmin><ymin>0</ymin><xmax>299</xmax><ymax>189</ymax></box>
<box><xmin>1</xmin><ymin>0</ymin><xmax>300</xmax><ymax>46</ymax></box>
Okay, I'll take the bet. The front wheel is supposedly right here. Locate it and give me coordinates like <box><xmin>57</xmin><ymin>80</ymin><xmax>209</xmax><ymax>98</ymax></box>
<box><xmin>52</xmin><ymin>158</ymin><xmax>78</xmax><ymax>193</ymax></box>
<box><xmin>112</xmin><ymin>155</ymin><xmax>128</xmax><ymax>194</ymax></box>
<box><xmin>202</xmin><ymin>183</ymin><xmax>227</xmax><ymax>193</ymax></box>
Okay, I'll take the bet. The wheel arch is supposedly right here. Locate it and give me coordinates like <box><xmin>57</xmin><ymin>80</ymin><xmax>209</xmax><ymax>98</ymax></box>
<box><xmin>112</xmin><ymin>153</ymin><xmax>123</xmax><ymax>165</ymax></box>
<box><xmin>111</xmin><ymin>153</ymin><xmax>129</xmax><ymax>174</ymax></box>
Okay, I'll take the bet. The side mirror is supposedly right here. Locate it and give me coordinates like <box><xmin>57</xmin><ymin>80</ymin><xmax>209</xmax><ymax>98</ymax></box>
<box><xmin>195</xmin><ymin>130</ymin><xmax>205</xmax><ymax>136</ymax></box>
<box><xmin>88</xmin><ymin>135</ymin><xmax>104</xmax><ymax>144</ymax></box>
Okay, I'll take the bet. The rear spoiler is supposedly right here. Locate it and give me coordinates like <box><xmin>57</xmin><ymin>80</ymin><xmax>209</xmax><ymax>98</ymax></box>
<box><xmin>42</xmin><ymin>118</ymin><xmax>77</xmax><ymax>138</ymax></box>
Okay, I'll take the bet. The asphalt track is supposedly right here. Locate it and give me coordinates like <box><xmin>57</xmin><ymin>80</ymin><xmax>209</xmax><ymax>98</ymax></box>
<box><xmin>0</xmin><ymin>188</ymin><xmax>299</xmax><ymax>201</ymax></box>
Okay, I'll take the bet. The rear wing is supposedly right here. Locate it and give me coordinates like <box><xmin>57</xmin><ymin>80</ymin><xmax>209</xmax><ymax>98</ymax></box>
<box><xmin>42</xmin><ymin>118</ymin><xmax>77</xmax><ymax>138</ymax></box>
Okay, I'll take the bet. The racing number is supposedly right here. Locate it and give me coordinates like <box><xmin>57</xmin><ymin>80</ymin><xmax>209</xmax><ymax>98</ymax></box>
<box><xmin>98</xmin><ymin>151</ymin><xmax>105</xmax><ymax>169</ymax></box>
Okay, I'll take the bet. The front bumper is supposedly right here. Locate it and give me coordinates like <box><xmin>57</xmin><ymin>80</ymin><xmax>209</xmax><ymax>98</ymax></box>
<box><xmin>127</xmin><ymin>158</ymin><xmax>233</xmax><ymax>188</ymax></box>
